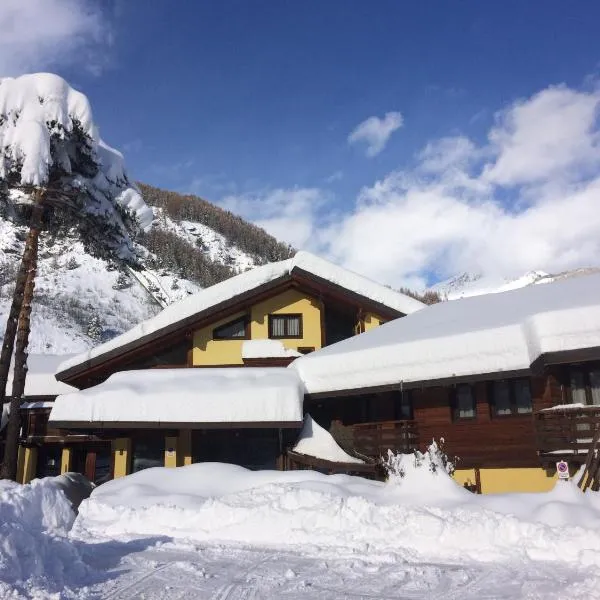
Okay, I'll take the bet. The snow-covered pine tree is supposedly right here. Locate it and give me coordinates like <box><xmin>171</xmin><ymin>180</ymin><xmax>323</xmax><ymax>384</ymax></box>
<box><xmin>0</xmin><ymin>73</ymin><xmax>154</xmax><ymax>480</ymax></box>
<box><xmin>86</xmin><ymin>314</ymin><xmax>103</xmax><ymax>342</ymax></box>
<box><xmin>112</xmin><ymin>271</ymin><xmax>131</xmax><ymax>290</ymax></box>
<box><xmin>66</xmin><ymin>256</ymin><xmax>79</xmax><ymax>270</ymax></box>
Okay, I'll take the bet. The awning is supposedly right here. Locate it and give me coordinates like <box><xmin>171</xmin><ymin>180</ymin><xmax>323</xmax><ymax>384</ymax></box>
<box><xmin>49</xmin><ymin>368</ymin><xmax>304</xmax><ymax>429</ymax></box>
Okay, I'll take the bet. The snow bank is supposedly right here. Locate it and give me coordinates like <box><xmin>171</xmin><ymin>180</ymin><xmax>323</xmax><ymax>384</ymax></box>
<box><xmin>293</xmin><ymin>272</ymin><xmax>600</xmax><ymax>394</ymax></box>
<box><xmin>74</xmin><ymin>460</ymin><xmax>600</xmax><ymax>566</ymax></box>
<box><xmin>242</xmin><ymin>339</ymin><xmax>301</xmax><ymax>359</ymax></box>
<box><xmin>292</xmin><ymin>415</ymin><xmax>364</xmax><ymax>463</ymax></box>
<box><xmin>57</xmin><ymin>250</ymin><xmax>424</xmax><ymax>377</ymax></box>
<box><xmin>0</xmin><ymin>476</ymin><xmax>87</xmax><ymax>596</ymax></box>
<box><xmin>50</xmin><ymin>367</ymin><xmax>304</xmax><ymax>427</ymax></box>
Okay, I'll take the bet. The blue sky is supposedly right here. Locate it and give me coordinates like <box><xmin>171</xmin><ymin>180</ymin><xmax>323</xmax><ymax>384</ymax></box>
<box><xmin>2</xmin><ymin>1</ymin><xmax>600</xmax><ymax>287</ymax></box>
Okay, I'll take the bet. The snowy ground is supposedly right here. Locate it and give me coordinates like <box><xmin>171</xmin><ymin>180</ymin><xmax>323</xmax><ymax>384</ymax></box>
<box><xmin>66</xmin><ymin>539</ymin><xmax>599</xmax><ymax>600</ymax></box>
<box><xmin>4</xmin><ymin>454</ymin><xmax>600</xmax><ymax>598</ymax></box>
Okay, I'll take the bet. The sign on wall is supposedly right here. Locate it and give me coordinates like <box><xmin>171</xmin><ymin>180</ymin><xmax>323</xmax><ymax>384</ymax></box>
<box><xmin>556</xmin><ymin>460</ymin><xmax>569</xmax><ymax>480</ymax></box>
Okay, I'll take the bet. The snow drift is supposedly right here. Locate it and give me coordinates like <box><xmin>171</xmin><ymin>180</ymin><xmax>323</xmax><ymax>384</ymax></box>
<box><xmin>292</xmin><ymin>415</ymin><xmax>364</xmax><ymax>464</ymax></box>
<box><xmin>73</xmin><ymin>457</ymin><xmax>600</xmax><ymax>566</ymax></box>
<box><xmin>0</xmin><ymin>476</ymin><xmax>87</xmax><ymax>597</ymax></box>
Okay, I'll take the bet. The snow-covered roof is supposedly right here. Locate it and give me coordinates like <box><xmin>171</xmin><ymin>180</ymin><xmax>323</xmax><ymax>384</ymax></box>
<box><xmin>49</xmin><ymin>368</ymin><xmax>304</xmax><ymax>427</ymax></box>
<box><xmin>291</xmin><ymin>273</ymin><xmax>600</xmax><ymax>395</ymax></box>
<box><xmin>6</xmin><ymin>355</ymin><xmax>76</xmax><ymax>398</ymax></box>
<box><xmin>57</xmin><ymin>251</ymin><xmax>424</xmax><ymax>378</ymax></box>
<box><xmin>242</xmin><ymin>340</ymin><xmax>301</xmax><ymax>359</ymax></box>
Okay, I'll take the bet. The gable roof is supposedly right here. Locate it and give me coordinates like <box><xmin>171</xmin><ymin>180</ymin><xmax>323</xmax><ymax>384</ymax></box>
<box><xmin>291</xmin><ymin>273</ymin><xmax>600</xmax><ymax>396</ymax></box>
<box><xmin>56</xmin><ymin>251</ymin><xmax>424</xmax><ymax>383</ymax></box>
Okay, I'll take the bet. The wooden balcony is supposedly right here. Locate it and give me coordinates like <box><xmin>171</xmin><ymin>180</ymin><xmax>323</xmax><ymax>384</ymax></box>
<box><xmin>352</xmin><ymin>419</ymin><xmax>419</xmax><ymax>458</ymax></box>
<box><xmin>534</xmin><ymin>406</ymin><xmax>600</xmax><ymax>463</ymax></box>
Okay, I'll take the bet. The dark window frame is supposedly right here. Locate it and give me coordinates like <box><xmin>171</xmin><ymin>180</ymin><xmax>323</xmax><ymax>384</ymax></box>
<box><xmin>489</xmin><ymin>378</ymin><xmax>533</xmax><ymax>417</ymax></box>
<box><xmin>568</xmin><ymin>362</ymin><xmax>600</xmax><ymax>406</ymax></box>
<box><xmin>268</xmin><ymin>313</ymin><xmax>303</xmax><ymax>339</ymax></box>
<box><xmin>212</xmin><ymin>315</ymin><xmax>250</xmax><ymax>340</ymax></box>
<box><xmin>452</xmin><ymin>384</ymin><xmax>477</xmax><ymax>421</ymax></box>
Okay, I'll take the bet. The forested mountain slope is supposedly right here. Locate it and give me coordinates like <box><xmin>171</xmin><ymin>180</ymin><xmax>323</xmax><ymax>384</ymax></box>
<box><xmin>0</xmin><ymin>184</ymin><xmax>294</xmax><ymax>354</ymax></box>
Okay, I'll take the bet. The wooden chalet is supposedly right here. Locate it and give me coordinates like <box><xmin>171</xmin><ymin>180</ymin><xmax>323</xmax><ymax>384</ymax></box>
<box><xmin>292</xmin><ymin>272</ymin><xmax>600</xmax><ymax>493</ymax></box>
<box><xmin>16</xmin><ymin>251</ymin><xmax>423</xmax><ymax>483</ymax></box>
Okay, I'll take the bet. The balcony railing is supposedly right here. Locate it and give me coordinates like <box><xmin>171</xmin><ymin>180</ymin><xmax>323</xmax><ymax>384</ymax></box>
<box><xmin>534</xmin><ymin>406</ymin><xmax>600</xmax><ymax>461</ymax></box>
<box><xmin>352</xmin><ymin>419</ymin><xmax>419</xmax><ymax>458</ymax></box>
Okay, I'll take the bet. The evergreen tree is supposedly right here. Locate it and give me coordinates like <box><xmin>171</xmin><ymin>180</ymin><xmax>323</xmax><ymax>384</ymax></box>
<box><xmin>113</xmin><ymin>272</ymin><xmax>131</xmax><ymax>290</ymax></box>
<box><xmin>86</xmin><ymin>314</ymin><xmax>103</xmax><ymax>342</ymax></box>
<box><xmin>0</xmin><ymin>73</ymin><xmax>152</xmax><ymax>480</ymax></box>
<box><xmin>66</xmin><ymin>256</ymin><xmax>79</xmax><ymax>270</ymax></box>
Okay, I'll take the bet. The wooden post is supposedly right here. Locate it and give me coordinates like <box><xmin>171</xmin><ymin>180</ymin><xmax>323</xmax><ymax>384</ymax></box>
<box><xmin>1</xmin><ymin>190</ymin><xmax>44</xmax><ymax>480</ymax></box>
<box><xmin>85</xmin><ymin>451</ymin><xmax>97</xmax><ymax>482</ymax></box>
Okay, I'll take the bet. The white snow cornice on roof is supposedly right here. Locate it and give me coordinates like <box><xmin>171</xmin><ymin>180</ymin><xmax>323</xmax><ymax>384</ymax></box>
<box><xmin>49</xmin><ymin>368</ymin><xmax>304</xmax><ymax>427</ymax></box>
<box><xmin>291</xmin><ymin>273</ymin><xmax>600</xmax><ymax>395</ymax></box>
<box><xmin>57</xmin><ymin>251</ymin><xmax>424</xmax><ymax>377</ymax></box>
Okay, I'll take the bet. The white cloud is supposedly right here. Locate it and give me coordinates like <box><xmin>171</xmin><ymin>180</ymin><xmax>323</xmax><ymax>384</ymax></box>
<box><xmin>0</xmin><ymin>0</ymin><xmax>108</xmax><ymax>76</ymax></box>
<box><xmin>326</xmin><ymin>84</ymin><xmax>600</xmax><ymax>288</ymax></box>
<box><xmin>219</xmin><ymin>188</ymin><xmax>329</xmax><ymax>250</ymax></box>
<box><xmin>325</xmin><ymin>170</ymin><xmax>343</xmax><ymax>183</ymax></box>
<box><xmin>483</xmin><ymin>85</ymin><xmax>600</xmax><ymax>186</ymax></box>
<box><xmin>348</xmin><ymin>111</ymin><xmax>404</xmax><ymax>157</ymax></box>
<box><xmin>201</xmin><ymin>83</ymin><xmax>600</xmax><ymax>290</ymax></box>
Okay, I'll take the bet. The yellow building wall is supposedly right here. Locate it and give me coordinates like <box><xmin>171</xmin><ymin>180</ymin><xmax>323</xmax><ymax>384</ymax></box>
<box><xmin>454</xmin><ymin>467</ymin><xmax>558</xmax><ymax>494</ymax></box>
<box><xmin>192</xmin><ymin>311</ymin><xmax>247</xmax><ymax>366</ymax></box>
<box><xmin>191</xmin><ymin>290</ymin><xmax>323</xmax><ymax>365</ymax></box>
<box><xmin>251</xmin><ymin>289</ymin><xmax>322</xmax><ymax>352</ymax></box>
<box><xmin>164</xmin><ymin>436</ymin><xmax>178</xmax><ymax>468</ymax></box>
<box><xmin>363</xmin><ymin>312</ymin><xmax>384</xmax><ymax>332</ymax></box>
<box><xmin>112</xmin><ymin>438</ymin><xmax>131</xmax><ymax>478</ymax></box>
<box><xmin>21</xmin><ymin>447</ymin><xmax>37</xmax><ymax>484</ymax></box>
<box><xmin>60</xmin><ymin>447</ymin><xmax>72</xmax><ymax>474</ymax></box>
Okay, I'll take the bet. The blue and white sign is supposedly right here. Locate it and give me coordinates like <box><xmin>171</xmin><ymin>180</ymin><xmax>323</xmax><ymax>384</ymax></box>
<box><xmin>556</xmin><ymin>460</ymin><xmax>569</xmax><ymax>480</ymax></box>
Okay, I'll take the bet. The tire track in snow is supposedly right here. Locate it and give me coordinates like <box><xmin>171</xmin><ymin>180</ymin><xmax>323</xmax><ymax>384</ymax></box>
<box><xmin>100</xmin><ymin>563</ymin><xmax>172</xmax><ymax>600</ymax></box>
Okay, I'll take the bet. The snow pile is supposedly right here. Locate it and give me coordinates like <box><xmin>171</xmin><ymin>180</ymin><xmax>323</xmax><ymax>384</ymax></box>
<box><xmin>74</xmin><ymin>459</ymin><xmax>600</xmax><ymax>566</ymax></box>
<box><xmin>292</xmin><ymin>415</ymin><xmax>364</xmax><ymax>463</ymax></box>
<box><xmin>242</xmin><ymin>339</ymin><xmax>301</xmax><ymax>359</ymax></box>
<box><xmin>50</xmin><ymin>367</ymin><xmax>304</xmax><ymax>426</ymax></box>
<box><xmin>0</xmin><ymin>476</ymin><xmax>86</xmax><ymax>596</ymax></box>
<box><xmin>292</xmin><ymin>272</ymin><xmax>600</xmax><ymax>394</ymax></box>
<box><xmin>57</xmin><ymin>250</ymin><xmax>424</xmax><ymax>377</ymax></box>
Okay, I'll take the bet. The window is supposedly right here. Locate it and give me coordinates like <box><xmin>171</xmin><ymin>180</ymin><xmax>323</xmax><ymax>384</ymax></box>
<box><xmin>213</xmin><ymin>316</ymin><xmax>248</xmax><ymax>340</ymax></box>
<box><xmin>454</xmin><ymin>384</ymin><xmax>476</xmax><ymax>420</ymax></box>
<box><xmin>569</xmin><ymin>365</ymin><xmax>600</xmax><ymax>406</ymax></box>
<box><xmin>268</xmin><ymin>314</ymin><xmax>302</xmax><ymax>339</ymax></box>
<box><xmin>514</xmin><ymin>379</ymin><xmax>533</xmax><ymax>414</ymax></box>
<box><xmin>397</xmin><ymin>390</ymin><xmax>413</xmax><ymax>420</ymax></box>
<box><xmin>489</xmin><ymin>379</ymin><xmax>532</xmax><ymax>416</ymax></box>
<box><xmin>492</xmin><ymin>381</ymin><xmax>512</xmax><ymax>415</ymax></box>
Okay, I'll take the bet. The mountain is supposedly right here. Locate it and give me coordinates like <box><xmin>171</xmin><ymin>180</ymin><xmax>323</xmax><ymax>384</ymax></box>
<box><xmin>0</xmin><ymin>184</ymin><xmax>293</xmax><ymax>354</ymax></box>
<box><xmin>430</xmin><ymin>268</ymin><xmax>600</xmax><ymax>300</ymax></box>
